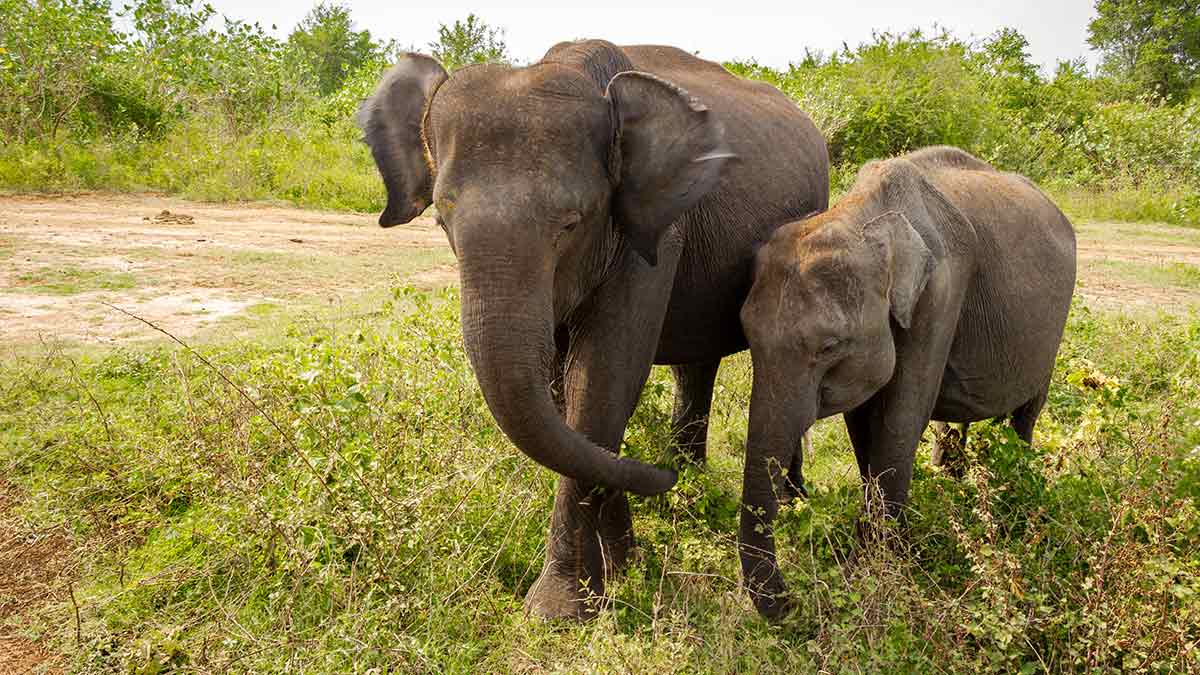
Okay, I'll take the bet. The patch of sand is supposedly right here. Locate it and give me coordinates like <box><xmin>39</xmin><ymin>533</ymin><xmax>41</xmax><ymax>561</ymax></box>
<box><xmin>0</xmin><ymin>193</ymin><xmax>456</xmax><ymax>344</ymax></box>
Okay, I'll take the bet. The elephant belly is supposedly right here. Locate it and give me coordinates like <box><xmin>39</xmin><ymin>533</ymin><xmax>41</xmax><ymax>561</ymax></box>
<box><xmin>654</xmin><ymin>267</ymin><xmax>753</xmax><ymax>364</ymax></box>
<box><xmin>931</xmin><ymin>301</ymin><xmax>1065</xmax><ymax>423</ymax></box>
<box><xmin>928</xmin><ymin>173</ymin><xmax>1075</xmax><ymax>424</ymax></box>
<box><xmin>932</xmin><ymin>359</ymin><xmax>1039</xmax><ymax>423</ymax></box>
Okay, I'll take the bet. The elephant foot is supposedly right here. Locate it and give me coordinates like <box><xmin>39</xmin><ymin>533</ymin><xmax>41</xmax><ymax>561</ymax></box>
<box><xmin>753</xmin><ymin>591</ymin><xmax>795</xmax><ymax>622</ymax></box>
<box><xmin>669</xmin><ymin>443</ymin><xmax>707</xmax><ymax>467</ymax></box>
<box><xmin>745</xmin><ymin>576</ymin><xmax>795</xmax><ymax>621</ymax></box>
<box><xmin>527</xmin><ymin>483</ymin><xmax>635</xmax><ymax>621</ymax></box>
<box><xmin>668</xmin><ymin>426</ymin><xmax>709</xmax><ymax>467</ymax></box>
<box><xmin>777</xmin><ymin>474</ymin><xmax>808</xmax><ymax>506</ymax></box>
<box><xmin>930</xmin><ymin>423</ymin><xmax>967</xmax><ymax>478</ymax></box>
<box><xmin>524</xmin><ymin>569</ymin><xmax>604</xmax><ymax>621</ymax></box>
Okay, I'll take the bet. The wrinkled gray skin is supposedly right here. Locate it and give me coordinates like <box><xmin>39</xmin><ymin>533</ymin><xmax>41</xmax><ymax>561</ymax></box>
<box><xmin>739</xmin><ymin>147</ymin><xmax>1076</xmax><ymax>619</ymax></box>
<box><xmin>359</xmin><ymin>41</ymin><xmax>829</xmax><ymax>619</ymax></box>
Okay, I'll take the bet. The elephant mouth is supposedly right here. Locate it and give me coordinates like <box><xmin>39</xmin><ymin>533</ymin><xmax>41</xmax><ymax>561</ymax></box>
<box><xmin>379</xmin><ymin>199</ymin><xmax>429</xmax><ymax>227</ymax></box>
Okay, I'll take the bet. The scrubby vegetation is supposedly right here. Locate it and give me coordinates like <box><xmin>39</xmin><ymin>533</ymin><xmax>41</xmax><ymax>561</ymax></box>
<box><xmin>728</xmin><ymin>27</ymin><xmax>1200</xmax><ymax>224</ymax></box>
<box><xmin>1</xmin><ymin>1</ymin><xmax>1197</xmax><ymax>224</ymax></box>
<box><xmin>2</xmin><ymin>289</ymin><xmax>1198</xmax><ymax>672</ymax></box>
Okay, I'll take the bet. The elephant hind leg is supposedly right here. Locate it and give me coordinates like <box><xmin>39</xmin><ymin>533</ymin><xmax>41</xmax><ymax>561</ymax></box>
<box><xmin>669</xmin><ymin>359</ymin><xmax>721</xmax><ymax>465</ymax></box>
<box><xmin>1010</xmin><ymin>384</ymin><xmax>1049</xmax><ymax>445</ymax></box>
<box><xmin>930</xmin><ymin>421</ymin><xmax>969</xmax><ymax>478</ymax></box>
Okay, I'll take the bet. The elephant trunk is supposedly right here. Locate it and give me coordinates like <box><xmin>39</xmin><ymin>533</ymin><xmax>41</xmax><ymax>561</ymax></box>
<box><xmin>739</xmin><ymin>365</ymin><xmax>816</xmax><ymax>619</ymax></box>
<box><xmin>457</xmin><ymin>240</ymin><xmax>676</xmax><ymax>497</ymax></box>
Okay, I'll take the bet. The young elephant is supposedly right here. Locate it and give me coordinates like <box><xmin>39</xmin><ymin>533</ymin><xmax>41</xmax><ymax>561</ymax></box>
<box><xmin>738</xmin><ymin>147</ymin><xmax>1076</xmax><ymax>618</ymax></box>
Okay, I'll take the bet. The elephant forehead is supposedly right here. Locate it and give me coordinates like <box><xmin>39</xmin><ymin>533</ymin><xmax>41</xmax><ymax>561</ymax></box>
<box><xmin>430</xmin><ymin>68</ymin><xmax>611</xmax><ymax>159</ymax></box>
<box><xmin>751</xmin><ymin>248</ymin><xmax>865</xmax><ymax>322</ymax></box>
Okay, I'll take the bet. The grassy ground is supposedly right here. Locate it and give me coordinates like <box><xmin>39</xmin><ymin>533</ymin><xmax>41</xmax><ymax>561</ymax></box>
<box><xmin>1</xmin><ymin>197</ymin><xmax>1199</xmax><ymax>672</ymax></box>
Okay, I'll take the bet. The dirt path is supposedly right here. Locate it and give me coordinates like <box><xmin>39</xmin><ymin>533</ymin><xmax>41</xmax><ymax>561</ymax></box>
<box><xmin>1</xmin><ymin>193</ymin><xmax>455</xmax><ymax>345</ymax></box>
<box><xmin>1074</xmin><ymin>221</ymin><xmax>1200</xmax><ymax>312</ymax></box>
<box><xmin>2</xmin><ymin>194</ymin><xmax>1198</xmax><ymax>349</ymax></box>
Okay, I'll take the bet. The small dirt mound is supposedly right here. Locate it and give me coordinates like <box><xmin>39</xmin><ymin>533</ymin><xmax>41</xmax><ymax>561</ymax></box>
<box><xmin>145</xmin><ymin>209</ymin><xmax>195</xmax><ymax>225</ymax></box>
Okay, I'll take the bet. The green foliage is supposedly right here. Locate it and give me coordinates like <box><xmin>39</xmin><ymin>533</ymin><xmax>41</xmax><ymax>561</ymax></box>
<box><xmin>0</xmin><ymin>113</ymin><xmax>383</xmax><ymax>210</ymax></box>
<box><xmin>287</xmin><ymin>3</ymin><xmax>381</xmax><ymax>96</ymax></box>
<box><xmin>2</xmin><ymin>291</ymin><xmax>1199</xmax><ymax>672</ymax></box>
<box><xmin>0</xmin><ymin>0</ymin><xmax>118</xmax><ymax>141</ymax></box>
<box><xmin>731</xmin><ymin>27</ymin><xmax>1200</xmax><ymax>225</ymax></box>
<box><xmin>1088</xmin><ymin>0</ymin><xmax>1200</xmax><ymax>102</ymax></box>
<box><xmin>428</xmin><ymin>13</ymin><xmax>509</xmax><ymax>71</ymax></box>
<box><xmin>836</xmin><ymin>29</ymin><xmax>998</xmax><ymax>166</ymax></box>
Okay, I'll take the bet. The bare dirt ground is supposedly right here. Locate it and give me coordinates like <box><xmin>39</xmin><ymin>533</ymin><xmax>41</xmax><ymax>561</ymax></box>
<box><xmin>1</xmin><ymin>193</ymin><xmax>455</xmax><ymax>346</ymax></box>
<box><xmin>1074</xmin><ymin>221</ymin><xmax>1200</xmax><ymax>312</ymax></box>
<box><xmin>2</xmin><ymin>195</ymin><xmax>1198</xmax><ymax>348</ymax></box>
<box><xmin>0</xmin><ymin>481</ymin><xmax>69</xmax><ymax>674</ymax></box>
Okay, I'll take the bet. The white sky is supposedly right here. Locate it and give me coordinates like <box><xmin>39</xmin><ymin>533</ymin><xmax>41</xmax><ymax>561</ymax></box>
<box><xmin>203</xmin><ymin>0</ymin><xmax>1100</xmax><ymax>73</ymax></box>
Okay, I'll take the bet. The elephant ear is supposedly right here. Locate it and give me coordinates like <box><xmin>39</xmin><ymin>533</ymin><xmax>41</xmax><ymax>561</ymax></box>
<box><xmin>358</xmin><ymin>53</ymin><xmax>448</xmax><ymax>227</ymax></box>
<box><xmin>606</xmin><ymin>71</ymin><xmax>734</xmax><ymax>265</ymax></box>
<box><xmin>863</xmin><ymin>211</ymin><xmax>943</xmax><ymax>330</ymax></box>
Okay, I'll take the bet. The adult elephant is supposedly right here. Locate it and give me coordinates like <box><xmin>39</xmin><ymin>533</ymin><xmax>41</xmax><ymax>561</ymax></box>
<box><xmin>360</xmin><ymin>39</ymin><xmax>829</xmax><ymax>619</ymax></box>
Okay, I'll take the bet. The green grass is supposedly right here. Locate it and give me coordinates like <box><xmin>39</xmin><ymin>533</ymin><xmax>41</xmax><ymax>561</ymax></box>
<box><xmin>0</xmin><ymin>115</ymin><xmax>386</xmax><ymax>213</ymax></box>
<box><xmin>1093</xmin><ymin>259</ymin><xmax>1200</xmax><ymax>291</ymax></box>
<box><xmin>10</xmin><ymin>265</ymin><xmax>140</xmax><ymax>295</ymax></box>
<box><xmin>2</xmin><ymin>287</ymin><xmax>1198</xmax><ymax>673</ymax></box>
<box><xmin>1047</xmin><ymin>180</ymin><xmax>1200</xmax><ymax>228</ymax></box>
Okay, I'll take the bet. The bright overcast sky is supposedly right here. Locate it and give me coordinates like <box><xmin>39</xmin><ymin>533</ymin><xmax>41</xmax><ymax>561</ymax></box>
<box><xmin>203</xmin><ymin>0</ymin><xmax>1100</xmax><ymax>73</ymax></box>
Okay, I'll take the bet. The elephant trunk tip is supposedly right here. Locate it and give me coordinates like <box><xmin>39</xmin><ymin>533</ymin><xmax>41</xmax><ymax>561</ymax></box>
<box><xmin>621</xmin><ymin>460</ymin><xmax>678</xmax><ymax>496</ymax></box>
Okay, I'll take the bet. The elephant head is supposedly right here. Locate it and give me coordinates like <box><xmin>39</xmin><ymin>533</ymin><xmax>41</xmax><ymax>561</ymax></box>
<box><xmin>741</xmin><ymin>162</ymin><xmax>951</xmax><ymax>430</ymax></box>
<box><xmin>359</xmin><ymin>41</ymin><xmax>733</xmax><ymax>496</ymax></box>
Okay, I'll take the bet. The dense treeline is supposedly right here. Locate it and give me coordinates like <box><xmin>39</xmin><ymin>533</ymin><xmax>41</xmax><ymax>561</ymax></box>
<box><xmin>0</xmin><ymin>0</ymin><xmax>1197</xmax><ymax>223</ymax></box>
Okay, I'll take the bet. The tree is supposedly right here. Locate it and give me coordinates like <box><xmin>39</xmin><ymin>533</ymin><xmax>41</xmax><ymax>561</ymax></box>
<box><xmin>288</xmin><ymin>2</ymin><xmax>378</xmax><ymax>95</ymax></box>
<box><xmin>0</xmin><ymin>0</ymin><xmax>118</xmax><ymax>140</ymax></box>
<box><xmin>1087</xmin><ymin>0</ymin><xmax>1200</xmax><ymax>101</ymax></box>
<box><xmin>429</xmin><ymin>14</ymin><xmax>509</xmax><ymax>71</ymax></box>
<box><xmin>975</xmin><ymin>28</ymin><xmax>1043</xmax><ymax>114</ymax></box>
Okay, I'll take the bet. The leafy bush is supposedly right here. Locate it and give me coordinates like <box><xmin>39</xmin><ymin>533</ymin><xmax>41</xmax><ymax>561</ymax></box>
<box><xmin>429</xmin><ymin>13</ymin><xmax>510</xmax><ymax>71</ymax></box>
<box><xmin>0</xmin><ymin>0</ymin><xmax>118</xmax><ymax>140</ymax></box>
<box><xmin>732</xmin><ymin>28</ymin><xmax>1200</xmax><ymax>225</ymax></box>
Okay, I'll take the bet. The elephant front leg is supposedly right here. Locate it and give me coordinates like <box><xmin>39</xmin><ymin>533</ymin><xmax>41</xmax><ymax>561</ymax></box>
<box><xmin>525</xmin><ymin>479</ymin><xmax>634</xmax><ymax>619</ymax></box>
<box><xmin>851</xmin><ymin>311</ymin><xmax>958</xmax><ymax>546</ymax></box>
<box><xmin>669</xmin><ymin>359</ymin><xmax>721</xmax><ymax>465</ymax></box>
<box><xmin>524</xmin><ymin>243</ymin><xmax>683</xmax><ymax>620</ymax></box>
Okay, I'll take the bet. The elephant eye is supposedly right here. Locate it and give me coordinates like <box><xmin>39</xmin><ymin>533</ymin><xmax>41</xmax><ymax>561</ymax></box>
<box><xmin>560</xmin><ymin>212</ymin><xmax>582</xmax><ymax>232</ymax></box>
<box><xmin>818</xmin><ymin>337</ymin><xmax>842</xmax><ymax>355</ymax></box>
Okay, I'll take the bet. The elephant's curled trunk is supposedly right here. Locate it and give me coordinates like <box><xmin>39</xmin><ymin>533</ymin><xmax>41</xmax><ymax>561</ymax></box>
<box><xmin>458</xmin><ymin>252</ymin><xmax>677</xmax><ymax>497</ymax></box>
